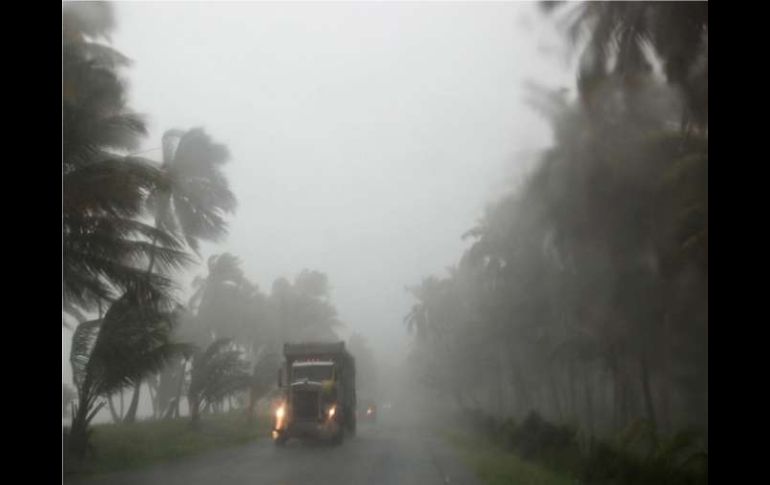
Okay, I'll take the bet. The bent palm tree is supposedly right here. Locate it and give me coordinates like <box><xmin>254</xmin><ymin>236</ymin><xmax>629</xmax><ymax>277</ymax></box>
<box><xmin>149</xmin><ymin>128</ymin><xmax>237</xmax><ymax>255</ymax></box>
<box><xmin>188</xmin><ymin>339</ymin><xmax>250</xmax><ymax>427</ymax></box>
<box><xmin>124</xmin><ymin>129</ymin><xmax>237</xmax><ymax>422</ymax></box>
<box><xmin>152</xmin><ymin>253</ymin><xmax>246</xmax><ymax>419</ymax></box>
<box><xmin>68</xmin><ymin>286</ymin><xmax>193</xmax><ymax>458</ymax></box>
<box><xmin>63</xmin><ymin>2</ymin><xmax>189</xmax><ymax>318</ymax></box>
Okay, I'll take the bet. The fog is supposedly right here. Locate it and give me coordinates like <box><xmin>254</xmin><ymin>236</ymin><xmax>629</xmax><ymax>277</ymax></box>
<box><xmin>106</xmin><ymin>2</ymin><xmax>567</xmax><ymax>363</ymax></box>
<box><xmin>63</xmin><ymin>2</ymin><xmax>707</xmax><ymax>482</ymax></box>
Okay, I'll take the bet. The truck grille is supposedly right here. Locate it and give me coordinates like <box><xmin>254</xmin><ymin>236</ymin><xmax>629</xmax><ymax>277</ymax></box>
<box><xmin>293</xmin><ymin>390</ymin><xmax>319</xmax><ymax>420</ymax></box>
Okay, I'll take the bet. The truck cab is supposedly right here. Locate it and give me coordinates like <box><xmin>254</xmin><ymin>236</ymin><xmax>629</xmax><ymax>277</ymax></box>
<box><xmin>273</xmin><ymin>342</ymin><xmax>356</xmax><ymax>446</ymax></box>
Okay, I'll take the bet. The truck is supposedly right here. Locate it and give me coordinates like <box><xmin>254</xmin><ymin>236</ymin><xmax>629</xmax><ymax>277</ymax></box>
<box><xmin>272</xmin><ymin>341</ymin><xmax>356</xmax><ymax>446</ymax></box>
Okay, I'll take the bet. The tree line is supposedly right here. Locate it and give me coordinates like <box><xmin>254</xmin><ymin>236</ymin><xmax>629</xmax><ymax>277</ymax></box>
<box><xmin>404</xmin><ymin>2</ymin><xmax>707</xmax><ymax>446</ymax></box>
<box><xmin>62</xmin><ymin>3</ymin><xmax>374</xmax><ymax>459</ymax></box>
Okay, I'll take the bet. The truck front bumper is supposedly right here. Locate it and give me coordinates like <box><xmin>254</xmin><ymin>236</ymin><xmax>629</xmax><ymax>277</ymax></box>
<box><xmin>275</xmin><ymin>419</ymin><xmax>341</xmax><ymax>440</ymax></box>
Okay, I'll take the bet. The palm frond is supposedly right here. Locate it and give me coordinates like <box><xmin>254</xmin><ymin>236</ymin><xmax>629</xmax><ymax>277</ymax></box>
<box><xmin>64</xmin><ymin>158</ymin><xmax>162</xmax><ymax>217</ymax></box>
<box><xmin>81</xmin><ymin>288</ymin><xmax>191</xmax><ymax>396</ymax></box>
<box><xmin>63</xmin><ymin>208</ymin><xmax>192</xmax><ymax>312</ymax></box>
<box><xmin>71</xmin><ymin>319</ymin><xmax>103</xmax><ymax>388</ymax></box>
<box><xmin>148</xmin><ymin>128</ymin><xmax>237</xmax><ymax>253</ymax></box>
<box><xmin>73</xmin><ymin>42</ymin><xmax>132</xmax><ymax>68</ymax></box>
<box><xmin>63</xmin><ymin>2</ymin><xmax>116</xmax><ymax>41</ymax></box>
<box><xmin>189</xmin><ymin>338</ymin><xmax>250</xmax><ymax>405</ymax></box>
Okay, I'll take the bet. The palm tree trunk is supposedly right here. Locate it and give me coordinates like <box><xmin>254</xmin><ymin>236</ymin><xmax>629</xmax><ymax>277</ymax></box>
<box><xmin>124</xmin><ymin>382</ymin><xmax>141</xmax><ymax>423</ymax></box>
<box><xmin>147</xmin><ymin>382</ymin><xmax>158</xmax><ymax>418</ymax></box>
<box><xmin>247</xmin><ymin>382</ymin><xmax>257</xmax><ymax>421</ymax></box>
<box><xmin>117</xmin><ymin>232</ymin><xmax>161</xmax><ymax>426</ymax></box>
<box><xmin>163</xmin><ymin>397</ymin><xmax>177</xmax><ymax>420</ymax></box>
<box><xmin>107</xmin><ymin>395</ymin><xmax>120</xmax><ymax>423</ymax></box>
<box><xmin>69</xmin><ymin>377</ymin><xmax>104</xmax><ymax>458</ymax></box>
<box><xmin>158</xmin><ymin>361</ymin><xmax>183</xmax><ymax>420</ymax></box>
<box><xmin>172</xmin><ymin>358</ymin><xmax>188</xmax><ymax>419</ymax></box>
<box><xmin>69</xmin><ymin>398</ymin><xmax>92</xmax><ymax>458</ymax></box>
<box><xmin>189</xmin><ymin>394</ymin><xmax>200</xmax><ymax>427</ymax></box>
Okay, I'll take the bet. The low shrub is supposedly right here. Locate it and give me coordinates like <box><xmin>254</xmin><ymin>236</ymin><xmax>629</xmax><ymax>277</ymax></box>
<box><xmin>459</xmin><ymin>410</ymin><xmax>708</xmax><ymax>485</ymax></box>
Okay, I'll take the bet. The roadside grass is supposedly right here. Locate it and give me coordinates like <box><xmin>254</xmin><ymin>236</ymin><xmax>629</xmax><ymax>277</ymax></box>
<box><xmin>64</xmin><ymin>411</ymin><xmax>271</xmax><ymax>478</ymax></box>
<box><xmin>445</xmin><ymin>430</ymin><xmax>574</xmax><ymax>485</ymax></box>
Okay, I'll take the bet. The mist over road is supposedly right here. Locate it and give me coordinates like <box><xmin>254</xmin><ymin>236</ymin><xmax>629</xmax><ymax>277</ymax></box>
<box><xmin>67</xmin><ymin>415</ymin><xmax>479</xmax><ymax>485</ymax></box>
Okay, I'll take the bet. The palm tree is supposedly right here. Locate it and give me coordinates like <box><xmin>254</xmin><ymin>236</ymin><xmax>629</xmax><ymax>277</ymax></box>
<box><xmin>403</xmin><ymin>301</ymin><xmax>429</xmax><ymax>343</ymax></box>
<box><xmin>545</xmin><ymin>2</ymin><xmax>708</xmax><ymax>129</ymax></box>
<box><xmin>396</xmin><ymin>3</ymin><xmax>709</xmax><ymax>438</ymax></box>
<box><xmin>193</xmin><ymin>255</ymin><xmax>284</xmax><ymax>421</ymax></box>
<box><xmin>187</xmin><ymin>339</ymin><xmax>250</xmax><ymax>427</ymax></box>
<box><xmin>63</xmin><ymin>2</ymin><xmax>190</xmax><ymax>320</ymax></box>
<box><xmin>193</xmin><ymin>254</ymin><xmax>248</xmax><ymax>327</ymax></box>
<box><xmin>148</xmin><ymin>128</ymin><xmax>237</xmax><ymax>255</ymax></box>
<box><xmin>152</xmin><ymin>253</ymin><xmax>248</xmax><ymax>419</ymax></box>
<box><xmin>267</xmin><ymin>271</ymin><xmax>341</xmax><ymax>343</ymax></box>
<box><xmin>404</xmin><ymin>277</ymin><xmax>448</xmax><ymax>343</ymax></box>
<box><xmin>68</xmin><ymin>286</ymin><xmax>193</xmax><ymax>458</ymax></box>
<box><xmin>63</xmin><ymin>170</ymin><xmax>192</xmax><ymax>323</ymax></box>
<box><xmin>123</xmin><ymin>129</ymin><xmax>237</xmax><ymax>422</ymax></box>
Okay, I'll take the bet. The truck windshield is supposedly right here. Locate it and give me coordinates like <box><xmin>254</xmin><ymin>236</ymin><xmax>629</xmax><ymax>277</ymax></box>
<box><xmin>291</xmin><ymin>363</ymin><xmax>333</xmax><ymax>382</ymax></box>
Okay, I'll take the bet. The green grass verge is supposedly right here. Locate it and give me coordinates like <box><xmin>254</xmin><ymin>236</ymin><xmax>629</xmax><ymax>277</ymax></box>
<box><xmin>64</xmin><ymin>412</ymin><xmax>272</xmax><ymax>478</ymax></box>
<box><xmin>445</xmin><ymin>430</ymin><xmax>575</xmax><ymax>485</ymax></box>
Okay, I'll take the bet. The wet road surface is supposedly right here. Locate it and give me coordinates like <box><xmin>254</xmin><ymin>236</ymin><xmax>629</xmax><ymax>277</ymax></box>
<box><xmin>68</xmin><ymin>418</ymin><xmax>480</xmax><ymax>485</ymax></box>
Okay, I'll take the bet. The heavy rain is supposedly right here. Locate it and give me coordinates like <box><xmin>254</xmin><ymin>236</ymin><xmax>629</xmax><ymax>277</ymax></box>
<box><xmin>63</xmin><ymin>2</ymin><xmax>708</xmax><ymax>484</ymax></box>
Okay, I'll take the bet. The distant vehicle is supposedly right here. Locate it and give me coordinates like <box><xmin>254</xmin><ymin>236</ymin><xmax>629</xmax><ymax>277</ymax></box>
<box><xmin>273</xmin><ymin>342</ymin><xmax>356</xmax><ymax>446</ymax></box>
<box><xmin>359</xmin><ymin>399</ymin><xmax>377</xmax><ymax>423</ymax></box>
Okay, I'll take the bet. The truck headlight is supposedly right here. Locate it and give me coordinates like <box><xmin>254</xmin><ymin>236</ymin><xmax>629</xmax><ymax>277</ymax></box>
<box><xmin>275</xmin><ymin>403</ymin><xmax>287</xmax><ymax>430</ymax></box>
<box><xmin>327</xmin><ymin>405</ymin><xmax>336</xmax><ymax>419</ymax></box>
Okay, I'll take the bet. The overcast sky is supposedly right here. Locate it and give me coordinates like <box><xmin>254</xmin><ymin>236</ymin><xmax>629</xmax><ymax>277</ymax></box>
<box><xmin>65</xmin><ymin>1</ymin><xmax>574</xmax><ymax>388</ymax></box>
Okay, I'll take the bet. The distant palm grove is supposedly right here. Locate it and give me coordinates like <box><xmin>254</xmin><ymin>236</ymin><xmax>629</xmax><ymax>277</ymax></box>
<box><xmin>404</xmin><ymin>0</ymin><xmax>707</xmax><ymax>448</ymax></box>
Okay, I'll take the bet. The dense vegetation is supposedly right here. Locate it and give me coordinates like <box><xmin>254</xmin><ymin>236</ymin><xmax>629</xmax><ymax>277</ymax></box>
<box><xmin>454</xmin><ymin>409</ymin><xmax>706</xmax><ymax>485</ymax></box>
<box><xmin>405</xmin><ymin>2</ymin><xmax>707</xmax><ymax>478</ymax></box>
<box><xmin>62</xmin><ymin>3</ymin><xmax>363</xmax><ymax>462</ymax></box>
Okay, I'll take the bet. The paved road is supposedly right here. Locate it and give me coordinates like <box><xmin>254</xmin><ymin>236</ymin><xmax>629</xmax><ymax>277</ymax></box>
<box><xmin>68</xmin><ymin>419</ymin><xmax>480</xmax><ymax>485</ymax></box>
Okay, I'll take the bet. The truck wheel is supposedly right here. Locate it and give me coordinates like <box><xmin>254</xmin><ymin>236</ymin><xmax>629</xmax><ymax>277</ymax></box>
<box><xmin>274</xmin><ymin>433</ymin><xmax>288</xmax><ymax>447</ymax></box>
<box><xmin>331</xmin><ymin>430</ymin><xmax>344</xmax><ymax>446</ymax></box>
